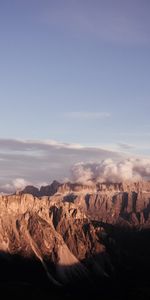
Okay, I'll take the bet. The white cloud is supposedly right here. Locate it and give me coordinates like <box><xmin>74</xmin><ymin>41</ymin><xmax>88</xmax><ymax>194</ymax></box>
<box><xmin>13</xmin><ymin>178</ymin><xmax>30</xmax><ymax>191</ymax></box>
<box><xmin>0</xmin><ymin>138</ymin><xmax>121</xmax><ymax>192</ymax></box>
<box><xmin>1</xmin><ymin>139</ymin><xmax>150</xmax><ymax>192</ymax></box>
<box><xmin>0</xmin><ymin>138</ymin><xmax>85</xmax><ymax>151</ymax></box>
<box><xmin>64</xmin><ymin>112</ymin><xmax>111</xmax><ymax>119</ymax></box>
<box><xmin>71</xmin><ymin>158</ymin><xmax>150</xmax><ymax>184</ymax></box>
<box><xmin>0</xmin><ymin>178</ymin><xmax>30</xmax><ymax>194</ymax></box>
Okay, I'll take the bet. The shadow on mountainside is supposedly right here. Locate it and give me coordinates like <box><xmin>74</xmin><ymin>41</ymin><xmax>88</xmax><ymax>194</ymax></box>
<box><xmin>100</xmin><ymin>224</ymin><xmax>150</xmax><ymax>300</ymax></box>
<box><xmin>0</xmin><ymin>252</ymin><xmax>112</xmax><ymax>300</ymax></box>
<box><xmin>1</xmin><ymin>225</ymin><xmax>150</xmax><ymax>299</ymax></box>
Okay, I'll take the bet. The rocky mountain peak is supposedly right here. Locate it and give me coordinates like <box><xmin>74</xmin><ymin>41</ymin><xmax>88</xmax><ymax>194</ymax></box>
<box><xmin>1</xmin><ymin>180</ymin><xmax>150</xmax><ymax>298</ymax></box>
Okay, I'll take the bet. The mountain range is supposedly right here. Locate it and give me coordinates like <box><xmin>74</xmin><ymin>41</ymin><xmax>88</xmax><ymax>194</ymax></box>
<box><xmin>0</xmin><ymin>180</ymin><xmax>150</xmax><ymax>299</ymax></box>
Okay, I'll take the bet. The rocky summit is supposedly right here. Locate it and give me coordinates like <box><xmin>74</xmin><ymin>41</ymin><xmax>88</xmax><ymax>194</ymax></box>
<box><xmin>1</xmin><ymin>181</ymin><xmax>150</xmax><ymax>299</ymax></box>
<box><xmin>22</xmin><ymin>180</ymin><xmax>150</xmax><ymax>225</ymax></box>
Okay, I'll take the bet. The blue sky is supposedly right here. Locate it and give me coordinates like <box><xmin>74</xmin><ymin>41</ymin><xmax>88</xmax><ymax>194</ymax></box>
<box><xmin>0</xmin><ymin>1</ymin><xmax>150</xmax><ymax>189</ymax></box>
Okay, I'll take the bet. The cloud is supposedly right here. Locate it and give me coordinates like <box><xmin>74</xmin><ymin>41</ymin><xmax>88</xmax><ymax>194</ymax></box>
<box><xmin>0</xmin><ymin>138</ymin><xmax>122</xmax><ymax>193</ymax></box>
<box><xmin>13</xmin><ymin>178</ymin><xmax>30</xmax><ymax>190</ymax></box>
<box><xmin>1</xmin><ymin>138</ymin><xmax>150</xmax><ymax>193</ymax></box>
<box><xmin>117</xmin><ymin>143</ymin><xmax>135</xmax><ymax>151</ymax></box>
<box><xmin>71</xmin><ymin>158</ymin><xmax>150</xmax><ymax>184</ymax></box>
<box><xmin>1</xmin><ymin>178</ymin><xmax>30</xmax><ymax>194</ymax></box>
<box><xmin>42</xmin><ymin>1</ymin><xmax>150</xmax><ymax>46</ymax></box>
<box><xmin>64</xmin><ymin>112</ymin><xmax>111</xmax><ymax>119</ymax></box>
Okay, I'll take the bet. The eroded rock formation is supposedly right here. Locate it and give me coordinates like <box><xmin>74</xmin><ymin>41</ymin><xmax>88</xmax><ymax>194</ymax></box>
<box><xmin>0</xmin><ymin>193</ymin><xmax>108</xmax><ymax>287</ymax></box>
<box><xmin>1</xmin><ymin>181</ymin><xmax>150</xmax><ymax>298</ymax></box>
<box><xmin>21</xmin><ymin>180</ymin><xmax>150</xmax><ymax>225</ymax></box>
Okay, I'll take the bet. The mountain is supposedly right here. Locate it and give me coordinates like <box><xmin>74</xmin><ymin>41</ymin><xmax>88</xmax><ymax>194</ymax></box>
<box><xmin>21</xmin><ymin>180</ymin><xmax>150</xmax><ymax>226</ymax></box>
<box><xmin>1</xmin><ymin>180</ymin><xmax>150</xmax><ymax>298</ymax></box>
<box><xmin>0</xmin><ymin>191</ymin><xmax>111</xmax><ymax>298</ymax></box>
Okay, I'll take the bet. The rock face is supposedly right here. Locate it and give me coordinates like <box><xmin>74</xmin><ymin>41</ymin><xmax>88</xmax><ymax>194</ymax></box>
<box><xmin>69</xmin><ymin>181</ymin><xmax>150</xmax><ymax>225</ymax></box>
<box><xmin>21</xmin><ymin>181</ymin><xmax>61</xmax><ymax>197</ymax></box>
<box><xmin>21</xmin><ymin>181</ymin><xmax>150</xmax><ymax>226</ymax></box>
<box><xmin>0</xmin><ymin>193</ymin><xmax>108</xmax><ymax>287</ymax></box>
<box><xmin>1</xmin><ymin>181</ymin><xmax>150</xmax><ymax>298</ymax></box>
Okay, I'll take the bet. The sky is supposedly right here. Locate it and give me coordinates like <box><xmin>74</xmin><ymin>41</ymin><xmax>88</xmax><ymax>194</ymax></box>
<box><xmin>0</xmin><ymin>0</ymin><xmax>150</xmax><ymax>190</ymax></box>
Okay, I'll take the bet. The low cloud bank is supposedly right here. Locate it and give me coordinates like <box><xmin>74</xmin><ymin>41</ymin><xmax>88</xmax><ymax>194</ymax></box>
<box><xmin>71</xmin><ymin>158</ymin><xmax>150</xmax><ymax>184</ymax></box>
<box><xmin>1</xmin><ymin>139</ymin><xmax>150</xmax><ymax>193</ymax></box>
<box><xmin>0</xmin><ymin>178</ymin><xmax>30</xmax><ymax>194</ymax></box>
<box><xmin>0</xmin><ymin>138</ymin><xmax>121</xmax><ymax>193</ymax></box>
<box><xmin>1</xmin><ymin>158</ymin><xmax>150</xmax><ymax>194</ymax></box>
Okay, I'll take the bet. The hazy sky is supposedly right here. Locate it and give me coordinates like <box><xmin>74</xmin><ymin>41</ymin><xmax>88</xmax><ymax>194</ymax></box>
<box><xmin>0</xmin><ymin>1</ymin><xmax>150</xmax><ymax>189</ymax></box>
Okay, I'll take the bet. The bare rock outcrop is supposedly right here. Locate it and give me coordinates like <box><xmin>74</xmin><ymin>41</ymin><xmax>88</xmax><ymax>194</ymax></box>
<box><xmin>20</xmin><ymin>181</ymin><xmax>150</xmax><ymax>226</ymax></box>
<box><xmin>59</xmin><ymin>181</ymin><xmax>150</xmax><ymax>225</ymax></box>
<box><xmin>0</xmin><ymin>194</ymin><xmax>107</xmax><ymax>286</ymax></box>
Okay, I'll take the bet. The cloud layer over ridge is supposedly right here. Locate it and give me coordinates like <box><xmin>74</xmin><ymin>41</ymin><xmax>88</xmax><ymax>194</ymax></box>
<box><xmin>71</xmin><ymin>158</ymin><xmax>150</xmax><ymax>184</ymax></box>
<box><xmin>0</xmin><ymin>138</ymin><xmax>121</xmax><ymax>192</ymax></box>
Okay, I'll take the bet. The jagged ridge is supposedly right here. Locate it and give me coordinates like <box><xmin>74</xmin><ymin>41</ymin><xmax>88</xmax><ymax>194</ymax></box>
<box><xmin>0</xmin><ymin>193</ymin><xmax>108</xmax><ymax>287</ymax></box>
<box><xmin>21</xmin><ymin>180</ymin><xmax>150</xmax><ymax>225</ymax></box>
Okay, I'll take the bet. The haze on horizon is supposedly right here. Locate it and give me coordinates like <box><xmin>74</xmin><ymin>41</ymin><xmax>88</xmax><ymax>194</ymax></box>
<box><xmin>0</xmin><ymin>1</ymin><xmax>150</xmax><ymax>191</ymax></box>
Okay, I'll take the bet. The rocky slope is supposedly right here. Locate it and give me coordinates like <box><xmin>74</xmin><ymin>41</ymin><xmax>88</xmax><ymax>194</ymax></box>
<box><xmin>0</xmin><ymin>193</ymin><xmax>110</xmax><ymax>290</ymax></box>
<box><xmin>22</xmin><ymin>180</ymin><xmax>150</xmax><ymax>225</ymax></box>
<box><xmin>1</xmin><ymin>181</ymin><xmax>150</xmax><ymax>298</ymax></box>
